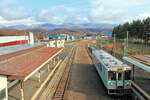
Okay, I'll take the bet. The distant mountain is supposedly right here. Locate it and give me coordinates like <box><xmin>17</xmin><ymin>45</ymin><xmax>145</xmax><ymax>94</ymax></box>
<box><xmin>7</xmin><ymin>25</ymin><xmax>28</xmax><ymax>30</ymax></box>
<box><xmin>0</xmin><ymin>23</ymin><xmax>117</xmax><ymax>31</ymax></box>
<box><xmin>24</xmin><ymin>28</ymin><xmax>49</xmax><ymax>33</ymax></box>
<box><xmin>40</xmin><ymin>24</ymin><xmax>56</xmax><ymax>29</ymax></box>
<box><xmin>0</xmin><ymin>25</ymin><xmax>5</xmax><ymax>28</ymax></box>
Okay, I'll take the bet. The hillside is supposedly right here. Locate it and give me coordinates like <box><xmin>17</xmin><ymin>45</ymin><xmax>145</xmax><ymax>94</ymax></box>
<box><xmin>0</xmin><ymin>30</ymin><xmax>25</xmax><ymax>36</ymax></box>
<box><xmin>0</xmin><ymin>23</ymin><xmax>116</xmax><ymax>30</ymax></box>
<box><xmin>0</xmin><ymin>27</ymin><xmax>112</xmax><ymax>36</ymax></box>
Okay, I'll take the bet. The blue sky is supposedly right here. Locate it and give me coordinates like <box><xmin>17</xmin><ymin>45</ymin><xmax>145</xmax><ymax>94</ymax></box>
<box><xmin>19</xmin><ymin>0</ymin><xmax>91</xmax><ymax>10</ymax></box>
<box><xmin>0</xmin><ymin>0</ymin><xmax>150</xmax><ymax>26</ymax></box>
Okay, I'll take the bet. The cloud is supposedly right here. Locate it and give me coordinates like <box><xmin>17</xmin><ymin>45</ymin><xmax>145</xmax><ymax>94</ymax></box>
<box><xmin>90</xmin><ymin>8</ymin><xmax>127</xmax><ymax>24</ymax></box>
<box><xmin>138</xmin><ymin>13</ymin><xmax>150</xmax><ymax>19</ymax></box>
<box><xmin>0</xmin><ymin>0</ymin><xmax>32</xmax><ymax>26</ymax></box>
<box><xmin>36</xmin><ymin>6</ymin><xmax>67</xmax><ymax>24</ymax></box>
<box><xmin>0</xmin><ymin>8</ymin><xmax>29</xmax><ymax>21</ymax></box>
<box><xmin>1</xmin><ymin>0</ymin><xmax>150</xmax><ymax>26</ymax></box>
<box><xmin>0</xmin><ymin>16</ymin><xmax>37</xmax><ymax>26</ymax></box>
<box><xmin>88</xmin><ymin>0</ymin><xmax>150</xmax><ymax>24</ymax></box>
<box><xmin>37</xmin><ymin>6</ymin><xmax>89</xmax><ymax>24</ymax></box>
<box><xmin>0</xmin><ymin>0</ymin><xmax>29</xmax><ymax>20</ymax></box>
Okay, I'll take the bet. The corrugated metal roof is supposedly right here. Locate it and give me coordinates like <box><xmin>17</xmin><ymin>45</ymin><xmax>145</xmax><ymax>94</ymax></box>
<box><xmin>47</xmin><ymin>35</ymin><xmax>59</xmax><ymax>38</ymax></box>
<box><xmin>0</xmin><ymin>45</ymin><xmax>44</xmax><ymax>61</ymax></box>
<box><xmin>0</xmin><ymin>44</ymin><xmax>41</xmax><ymax>56</ymax></box>
<box><xmin>0</xmin><ymin>46</ymin><xmax>62</xmax><ymax>80</ymax></box>
<box><xmin>47</xmin><ymin>35</ymin><xmax>66</xmax><ymax>38</ymax></box>
<box><xmin>93</xmin><ymin>50</ymin><xmax>126</xmax><ymax>69</ymax></box>
<box><xmin>123</xmin><ymin>56</ymin><xmax>150</xmax><ymax>72</ymax></box>
<box><xmin>129</xmin><ymin>55</ymin><xmax>150</xmax><ymax>66</ymax></box>
<box><xmin>105</xmin><ymin>31</ymin><xmax>112</xmax><ymax>34</ymax></box>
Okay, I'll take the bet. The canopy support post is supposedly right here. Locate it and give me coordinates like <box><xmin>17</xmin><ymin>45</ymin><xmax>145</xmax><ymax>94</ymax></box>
<box><xmin>54</xmin><ymin>58</ymin><xmax>56</xmax><ymax>65</ymax></box>
<box><xmin>20</xmin><ymin>81</ymin><xmax>24</xmax><ymax>100</ymax></box>
<box><xmin>48</xmin><ymin>64</ymin><xmax>50</xmax><ymax>72</ymax></box>
<box><xmin>57</xmin><ymin>56</ymin><xmax>60</xmax><ymax>61</ymax></box>
<box><xmin>133</xmin><ymin>64</ymin><xmax>135</xmax><ymax>81</ymax></box>
<box><xmin>38</xmin><ymin>70</ymin><xmax>41</xmax><ymax>82</ymax></box>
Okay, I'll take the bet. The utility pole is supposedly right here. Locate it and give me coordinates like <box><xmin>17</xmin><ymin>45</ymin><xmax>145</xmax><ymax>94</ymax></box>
<box><xmin>123</xmin><ymin>31</ymin><xmax>129</xmax><ymax>57</ymax></box>
<box><xmin>113</xmin><ymin>34</ymin><xmax>116</xmax><ymax>56</ymax></box>
<box><xmin>124</xmin><ymin>38</ymin><xmax>126</xmax><ymax>57</ymax></box>
<box><xmin>127</xmin><ymin>31</ymin><xmax>129</xmax><ymax>48</ymax></box>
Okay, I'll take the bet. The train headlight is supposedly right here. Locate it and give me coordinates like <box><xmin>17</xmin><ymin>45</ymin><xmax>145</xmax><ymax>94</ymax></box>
<box><xmin>126</xmin><ymin>83</ymin><xmax>130</xmax><ymax>88</ymax></box>
<box><xmin>109</xmin><ymin>82</ymin><xmax>113</xmax><ymax>86</ymax></box>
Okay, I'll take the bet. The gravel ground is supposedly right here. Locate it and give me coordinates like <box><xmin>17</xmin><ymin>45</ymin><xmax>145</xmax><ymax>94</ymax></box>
<box><xmin>134</xmin><ymin>67</ymin><xmax>150</xmax><ymax>95</ymax></box>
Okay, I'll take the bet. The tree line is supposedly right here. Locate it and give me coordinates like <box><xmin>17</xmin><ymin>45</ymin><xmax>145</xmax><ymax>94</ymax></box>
<box><xmin>112</xmin><ymin>17</ymin><xmax>150</xmax><ymax>42</ymax></box>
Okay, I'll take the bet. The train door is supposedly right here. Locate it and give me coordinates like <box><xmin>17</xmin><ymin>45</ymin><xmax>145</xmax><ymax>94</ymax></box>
<box><xmin>116</xmin><ymin>72</ymin><xmax>123</xmax><ymax>88</ymax></box>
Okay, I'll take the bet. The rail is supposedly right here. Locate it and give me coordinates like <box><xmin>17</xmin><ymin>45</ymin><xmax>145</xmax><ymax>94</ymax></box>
<box><xmin>52</xmin><ymin>47</ymin><xmax>76</xmax><ymax>100</ymax></box>
<box><xmin>33</xmin><ymin>47</ymin><xmax>76</xmax><ymax>100</ymax></box>
<box><xmin>132</xmin><ymin>82</ymin><xmax>150</xmax><ymax>100</ymax></box>
<box><xmin>30</xmin><ymin>47</ymin><xmax>73</xmax><ymax>100</ymax></box>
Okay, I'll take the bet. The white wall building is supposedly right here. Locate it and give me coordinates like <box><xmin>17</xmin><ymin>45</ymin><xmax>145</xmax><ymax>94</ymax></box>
<box><xmin>0</xmin><ymin>75</ymin><xmax>8</xmax><ymax>100</ymax></box>
<box><xmin>0</xmin><ymin>32</ymin><xmax>35</xmax><ymax>47</ymax></box>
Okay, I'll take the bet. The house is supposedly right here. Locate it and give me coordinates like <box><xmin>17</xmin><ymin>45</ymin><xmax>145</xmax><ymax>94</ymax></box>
<box><xmin>100</xmin><ymin>31</ymin><xmax>112</xmax><ymax>40</ymax></box>
<box><xmin>41</xmin><ymin>39</ymin><xmax>65</xmax><ymax>48</ymax></box>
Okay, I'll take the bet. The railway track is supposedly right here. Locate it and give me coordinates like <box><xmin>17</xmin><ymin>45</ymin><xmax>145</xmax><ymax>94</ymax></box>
<box><xmin>31</xmin><ymin>45</ymin><xmax>74</xmax><ymax>100</ymax></box>
<box><xmin>52</xmin><ymin>47</ymin><xmax>76</xmax><ymax>100</ymax></box>
<box><xmin>112</xmin><ymin>94</ymin><xmax>132</xmax><ymax>100</ymax></box>
<box><xmin>38</xmin><ymin>42</ymin><xmax>148</xmax><ymax>100</ymax></box>
<box><xmin>132</xmin><ymin>82</ymin><xmax>150</xmax><ymax>100</ymax></box>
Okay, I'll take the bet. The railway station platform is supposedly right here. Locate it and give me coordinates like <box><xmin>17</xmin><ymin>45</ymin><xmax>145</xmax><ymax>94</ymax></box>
<box><xmin>0</xmin><ymin>44</ymin><xmax>63</xmax><ymax>100</ymax></box>
<box><xmin>123</xmin><ymin>55</ymin><xmax>150</xmax><ymax>100</ymax></box>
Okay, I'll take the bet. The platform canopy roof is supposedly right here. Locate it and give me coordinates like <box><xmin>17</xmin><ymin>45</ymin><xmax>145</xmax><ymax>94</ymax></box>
<box><xmin>0</xmin><ymin>44</ymin><xmax>41</xmax><ymax>56</ymax></box>
<box><xmin>0</xmin><ymin>45</ymin><xmax>44</xmax><ymax>62</ymax></box>
<box><xmin>123</xmin><ymin>55</ymin><xmax>150</xmax><ymax>73</ymax></box>
<box><xmin>0</xmin><ymin>45</ymin><xmax>62</xmax><ymax>81</ymax></box>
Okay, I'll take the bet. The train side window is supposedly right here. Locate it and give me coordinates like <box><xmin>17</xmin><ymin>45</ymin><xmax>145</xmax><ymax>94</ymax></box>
<box><xmin>108</xmin><ymin>71</ymin><xmax>116</xmax><ymax>81</ymax></box>
<box><xmin>124</xmin><ymin>70</ymin><xmax>131</xmax><ymax>80</ymax></box>
<box><xmin>99</xmin><ymin>63</ymin><xmax>102</xmax><ymax>71</ymax></box>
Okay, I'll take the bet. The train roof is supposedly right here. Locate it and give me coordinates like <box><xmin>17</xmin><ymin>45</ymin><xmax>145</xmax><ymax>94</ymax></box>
<box><xmin>93</xmin><ymin>49</ymin><xmax>128</xmax><ymax>69</ymax></box>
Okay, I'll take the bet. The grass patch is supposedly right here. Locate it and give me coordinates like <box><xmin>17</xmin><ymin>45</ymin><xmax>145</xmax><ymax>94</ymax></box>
<box><xmin>98</xmin><ymin>40</ymin><xmax>150</xmax><ymax>56</ymax></box>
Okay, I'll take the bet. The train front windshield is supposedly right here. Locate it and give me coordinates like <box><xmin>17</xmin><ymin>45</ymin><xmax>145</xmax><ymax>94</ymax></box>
<box><xmin>108</xmin><ymin>71</ymin><xmax>116</xmax><ymax>81</ymax></box>
<box><xmin>118</xmin><ymin>72</ymin><xmax>122</xmax><ymax>80</ymax></box>
<box><xmin>124</xmin><ymin>70</ymin><xmax>131</xmax><ymax>80</ymax></box>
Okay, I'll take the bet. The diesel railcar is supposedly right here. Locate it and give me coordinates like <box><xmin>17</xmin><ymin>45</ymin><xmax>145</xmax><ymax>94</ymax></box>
<box><xmin>89</xmin><ymin>47</ymin><xmax>132</xmax><ymax>95</ymax></box>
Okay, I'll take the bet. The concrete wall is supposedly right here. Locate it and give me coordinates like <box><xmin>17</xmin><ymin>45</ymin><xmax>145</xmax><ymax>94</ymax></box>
<box><xmin>56</xmin><ymin>40</ymin><xmax>65</xmax><ymax>48</ymax></box>
<box><xmin>0</xmin><ymin>36</ymin><xmax>29</xmax><ymax>47</ymax></box>
<box><xmin>0</xmin><ymin>75</ymin><xmax>7</xmax><ymax>100</ymax></box>
<box><xmin>0</xmin><ymin>36</ymin><xmax>29</xmax><ymax>43</ymax></box>
<box><xmin>0</xmin><ymin>75</ymin><xmax>7</xmax><ymax>91</ymax></box>
<box><xmin>49</xmin><ymin>41</ymin><xmax>56</xmax><ymax>47</ymax></box>
<box><xmin>45</xmin><ymin>39</ymin><xmax>65</xmax><ymax>48</ymax></box>
<box><xmin>29</xmin><ymin>32</ymin><xmax>34</xmax><ymax>45</ymax></box>
<box><xmin>0</xmin><ymin>32</ymin><xmax>35</xmax><ymax>47</ymax></box>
